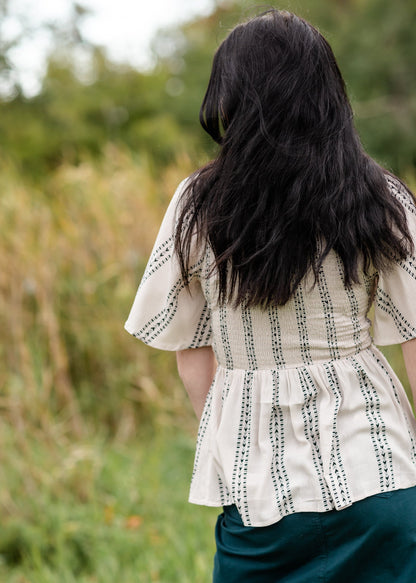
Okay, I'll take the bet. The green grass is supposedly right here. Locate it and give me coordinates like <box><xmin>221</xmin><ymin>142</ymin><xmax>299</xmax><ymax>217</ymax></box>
<box><xmin>0</xmin><ymin>150</ymin><xmax>223</xmax><ymax>580</ymax></box>
<box><xmin>0</xmin><ymin>426</ymin><xmax>218</xmax><ymax>583</ymax></box>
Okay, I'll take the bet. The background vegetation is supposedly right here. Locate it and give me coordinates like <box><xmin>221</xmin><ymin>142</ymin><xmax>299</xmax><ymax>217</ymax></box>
<box><xmin>0</xmin><ymin>0</ymin><xmax>415</xmax><ymax>580</ymax></box>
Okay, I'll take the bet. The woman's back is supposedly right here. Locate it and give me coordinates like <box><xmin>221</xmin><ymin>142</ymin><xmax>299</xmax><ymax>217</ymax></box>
<box><xmin>125</xmin><ymin>174</ymin><xmax>416</xmax><ymax>527</ymax></box>
<box><xmin>206</xmin><ymin>247</ymin><xmax>373</xmax><ymax>369</ymax></box>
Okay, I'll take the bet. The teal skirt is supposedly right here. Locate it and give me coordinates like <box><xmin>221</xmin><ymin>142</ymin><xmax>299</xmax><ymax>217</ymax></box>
<box><xmin>214</xmin><ymin>486</ymin><xmax>416</xmax><ymax>582</ymax></box>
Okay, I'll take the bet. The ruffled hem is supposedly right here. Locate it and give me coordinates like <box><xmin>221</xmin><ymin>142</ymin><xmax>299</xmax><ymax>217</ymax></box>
<box><xmin>189</xmin><ymin>477</ymin><xmax>416</xmax><ymax>527</ymax></box>
<box><xmin>189</xmin><ymin>345</ymin><xmax>416</xmax><ymax>527</ymax></box>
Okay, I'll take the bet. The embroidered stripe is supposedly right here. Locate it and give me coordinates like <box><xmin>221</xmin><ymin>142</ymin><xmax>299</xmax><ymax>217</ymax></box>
<box><xmin>268</xmin><ymin>307</ymin><xmax>285</xmax><ymax>367</ymax></box>
<box><xmin>336</xmin><ymin>256</ymin><xmax>362</xmax><ymax>352</ymax></box>
<box><xmin>294</xmin><ymin>286</ymin><xmax>313</xmax><ymax>365</ymax></box>
<box><xmin>368</xmin><ymin>348</ymin><xmax>416</xmax><ymax>466</ymax></box>
<box><xmin>139</xmin><ymin>238</ymin><xmax>173</xmax><ymax>286</ymax></box>
<box><xmin>217</xmin><ymin>473</ymin><xmax>231</xmax><ymax>505</ymax></box>
<box><xmin>135</xmin><ymin>258</ymin><xmax>204</xmax><ymax>342</ymax></box>
<box><xmin>387</xmin><ymin>178</ymin><xmax>416</xmax><ymax>215</ymax></box>
<box><xmin>376</xmin><ymin>288</ymin><xmax>416</xmax><ymax>340</ymax></box>
<box><xmin>270</xmin><ymin>370</ymin><xmax>294</xmax><ymax>515</ymax></box>
<box><xmin>350</xmin><ymin>357</ymin><xmax>395</xmax><ymax>491</ymax></box>
<box><xmin>189</xmin><ymin>303</ymin><xmax>212</xmax><ymax>348</ymax></box>
<box><xmin>398</xmin><ymin>255</ymin><xmax>416</xmax><ymax>280</ymax></box>
<box><xmin>133</xmin><ymin>278</ymin><xmax>183</xmax><ymax>342</ymax></box>
<box><xmin>222</xmin><ymin>368</ymin><xmax>232</xmax><ymax>402</ymax></box>
<box><xmin>219</xmin><ymin>305</ymin><xmax>234</xmax><ymax>368</ymax></box>
<box><xmin>363</xmin><ymin>272</ymin><xmax>375</xmax><ymax>297</ymax></box>
<box><xmin>362</xmin><ymin>272</ymin><xmax>378</xmax><ymax>319</ymax></box>
<box><xmin>298</xmin><ymin>368</ymin><xmax>332</xmax><ymax>509</ymax></box>
<box><xmin>242</xmin><ymin>307</ymin><xmax>258</xmax><ymax>369</ymax></box>
<box><xmin>323</xmin><ymin>363</ymin><xmax>351</xmax><ymax>507</ymax></box>
<box><xmin>318</xmin><ymin>267</ymin><xmax>340</xmax><ymax>359</ymax></box>
<box><xmin>231</xmin><ymin>371</ymin><xmax>253</xmax><ymax>525</ymax></box>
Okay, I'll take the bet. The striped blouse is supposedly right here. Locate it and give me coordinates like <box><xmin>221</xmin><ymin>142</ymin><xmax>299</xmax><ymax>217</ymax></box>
<box><xmin>125</xmin><ymin>175</ymin><xmax>416</xmax><ymax>527</ymax></box>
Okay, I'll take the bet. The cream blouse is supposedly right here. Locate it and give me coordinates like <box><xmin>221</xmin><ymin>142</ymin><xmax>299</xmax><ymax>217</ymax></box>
<box><xmin>125</xmin><ymin>174</ymin><xmax>416</xmax><ymax>527</ymax></box>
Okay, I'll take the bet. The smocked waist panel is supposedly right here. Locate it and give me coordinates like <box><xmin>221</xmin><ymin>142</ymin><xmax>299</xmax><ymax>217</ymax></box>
<box><xmin>211</xmin><ymin>312</ymin><xmax>374</xmax><ymax>370</ymax></box>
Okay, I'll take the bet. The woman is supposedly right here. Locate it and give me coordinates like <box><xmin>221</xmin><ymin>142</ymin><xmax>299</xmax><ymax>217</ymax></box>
<box><xmin>125</xmin><ymin>10</ymin><xmax>416</xmax><ymax>582</ymax></box>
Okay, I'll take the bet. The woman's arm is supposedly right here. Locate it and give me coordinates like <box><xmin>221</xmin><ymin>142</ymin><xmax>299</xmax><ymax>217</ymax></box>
<box><xmin>402</xmin><ymin>338</ymin><xmax>416</xmax><ymax>407</ymax></box>
<box><xmin>176</xmin><ymin>346</ymin><xmax>217</xmax><ymax>420</ymax></box>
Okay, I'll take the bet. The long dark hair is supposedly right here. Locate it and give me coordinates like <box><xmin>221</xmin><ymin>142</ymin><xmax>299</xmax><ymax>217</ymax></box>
<box><xmin>175</xmin><ymin>9</ymin><xmax>414</xmax><ymax>307</ymax></box>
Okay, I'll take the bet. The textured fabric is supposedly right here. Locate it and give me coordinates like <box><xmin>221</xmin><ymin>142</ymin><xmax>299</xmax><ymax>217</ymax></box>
<box><xmin>213</xmin><ymin>486</ymin><xmax>416</xmax><ymax>583</ymax></box>
<box><xmin>125</xmin><ymin>174</ymin><xmax>416</xmax><ymax>527</ymax></box>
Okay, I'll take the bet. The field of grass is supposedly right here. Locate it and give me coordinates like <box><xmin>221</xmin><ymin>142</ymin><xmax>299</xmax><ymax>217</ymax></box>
<box><xmin>0</xmin><ymin>149</ymin><xmax>414</xmax><ymax>581</ymax></box>
<box><xmin>0</xmin><ymin>147</ymin><xmax>196</xmax><ymax>434</ymax></box>
<box><xmin>0</xmin><ymin>149</ymin><xmax>220</xmax><ymax>581</ymax></box>
<box><xmin>0</xmin><ymin>424</ymin><xmax>218</xmax><ymax>582</ymax></box>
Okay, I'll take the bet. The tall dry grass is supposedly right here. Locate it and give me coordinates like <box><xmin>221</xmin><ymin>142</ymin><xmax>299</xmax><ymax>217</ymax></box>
<box><xmin>0</xmin><ymin>147</ymin><xmax>196</xmax><ymax>446</ymax></box>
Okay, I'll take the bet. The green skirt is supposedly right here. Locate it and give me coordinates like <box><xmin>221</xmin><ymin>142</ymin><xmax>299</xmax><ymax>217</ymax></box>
<box><xmin>214</xmin><ymin>486</ymin><xmax>416</xmax><ymax>582</ymax></box>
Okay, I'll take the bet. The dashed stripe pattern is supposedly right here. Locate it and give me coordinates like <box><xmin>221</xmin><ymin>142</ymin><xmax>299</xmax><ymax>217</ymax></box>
<box><xmin>231</xmin><ymin>371</ymin><xmax>253</xmax><ymax>525</ymax></box>
<box><xmin>363</xmin><ymin>272</ymin><xmax>376</xmax><ymax>297</ymax></box>
<box><xmin>133</xmin><ymin>258</ymin><xmax>203</xmax><ymax>343</ymax></box>
<box><xmin>387</xmin><ymin>176</ymin><xmax>416</xmax><ymax>215</ymax></box>
<box><xmin>323</xmin><ymin>363</ymin><xmax>351</xmax><ymax>507</ymax></box>
<box><xmin>294</xmin><ymin>286</ymin><xmax>313</xmax><ymax>365</ymax></box>
<box><xmin>222</xmin><ymin>368</ymin><xmax>232</xmax><ymax>402</ymax></box>
<box><xmin>189</xmin><ymin>302</ymin><xmax>212</xmax><ymax>348</ymax></box>
<box><xmin>398</xmin><ymin>254</ymin><xmax>416</xmax><ymax>280</ymax></box>
<box><xmin>268</xmin><ymin>307</ymin><xmax>285</xmax><ymax>367</ymax></box>
<box><xmin>362</xmin><ymin>271</ymin><xmax>377</xmax><ymax>313</ymax></box>
<box><xmin>217</xmin><ymin>473</ymin><xmax>231</xmax><ymax>504</ymax></box>
<box><xmin>318</xmin><ymin>267</ymin><xmax>340</xmax><ymax>360</ymax></box>
<box><xmin>270</xmin><ymin>370</ymin><xmax>295</xmax><ymax>515</ymax></box>
<box><xmin>350</xmin><ymin>357</ymin><xmax>395</xmax><ymax>492</ymax></box>
<box><xmin>387</xmin><ymin>177</ymin><xmax>416</xmax><ymax>276</ymax></box>
<box><xmin>368</xmin><ymin>348</ymin><xmax>416</xmax><ymax>466</ymax></box>
<box><xmin>298</xmin><ymin>368</ymin><xmax>332</xmax><ymax>510</ymax></box>
<box><xmin>242</xmin><ymin>307</ymin><xmax>258</xmax><ymax>369</ymax></box>
<box><xmin>336</xmin><ymin>256</ymin><xmax>362</xmax><ymax>351</ymax></box>
<box><xmin>375</xmin><ymin>288</ymin><xmax>416</xmax><ymax>340</ymax></box>
<box><xmin>139</xmin><ymin>238</ymin><xmax>173</xmax><ymax>287</ymax></box>
<box><xmin>219</xmin><ymin>305</ymin><xmax>234</xmax><ymax>369</ymax></box>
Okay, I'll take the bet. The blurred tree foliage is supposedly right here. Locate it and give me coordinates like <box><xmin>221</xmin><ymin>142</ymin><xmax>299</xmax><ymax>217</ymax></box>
<box><xmin>0</xmin><ymin>0</ymin><xmax>415</xmax><ymax>178</ymax></box>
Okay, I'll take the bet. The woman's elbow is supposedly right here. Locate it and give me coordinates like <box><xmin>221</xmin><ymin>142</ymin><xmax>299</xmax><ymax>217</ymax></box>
<box><xmin>176</xmin><ymin>346</ymin><xmax>216</xmax><ymax>381</ymax></box>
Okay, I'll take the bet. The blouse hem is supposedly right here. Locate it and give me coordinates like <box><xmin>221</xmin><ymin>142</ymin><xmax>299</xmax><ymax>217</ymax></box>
<box><xmin>124</xmin><ymin>322</ymin><xmax>212</xmax><ymax>351</ymax></box>
<box><xmin>374</xmin><ymin>333</ymin><xmax>416</xmax><ymax>346</ymax></box>
<box><xmin>188</xmin><ymin>477</ymin><xmax>416</xmax><ymax>527</ymax></box>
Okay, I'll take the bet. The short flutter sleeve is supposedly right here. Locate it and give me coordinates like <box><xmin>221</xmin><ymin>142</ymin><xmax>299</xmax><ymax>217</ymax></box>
<box><xmin>124</xmin><ymin>179</ymin><xmax>212</xmax><ymax>351</ymax></box>
<box><xmin>372</xmin><ymin>178</ymin><xmax>416</xmax><ymax>346</ymax></box>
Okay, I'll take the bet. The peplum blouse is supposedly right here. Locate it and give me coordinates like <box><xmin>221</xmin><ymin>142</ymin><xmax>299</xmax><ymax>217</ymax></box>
<box><xmin>125</xmin><ymin>174</ymin><xmax>416</xmax><ymax>527</ymax></box>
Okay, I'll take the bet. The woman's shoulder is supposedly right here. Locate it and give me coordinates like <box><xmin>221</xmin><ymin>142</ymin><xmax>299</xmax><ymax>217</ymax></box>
<box><xmin>384</xmin><ymin>173</ymin><xmax>416</xmax><ymax>210</ymax></box>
